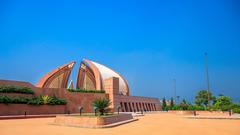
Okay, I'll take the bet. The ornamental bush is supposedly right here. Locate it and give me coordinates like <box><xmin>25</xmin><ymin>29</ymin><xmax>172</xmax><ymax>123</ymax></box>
<box><xmin>27</xmin><ymin>96</ymin><xmax>44</xmax><ymax>105</ymax></box>
<box><xmin>187</xmin><ymin>105</ymin><xmax>206</xmax><ymax>111</ymax></box>
<box><xmin>233</xmin><ymin>108</ymin><xmax>240</xmax><ymax>114</ymax></box>
<box><xmin>0</xmin><ymin>96</ymin><xmax>30</xmax><ymax>104</ymax></box>
<box><xmin>0</xmin><ymin>96</ymin><xmax>12</xmax><ymax>103</ymax></box>
<box><xmin>0</xmin><ymin>85</ymin><xmax>34</xmax><ymax>94</ymax></box>
<box><xmin>49</xmin><ymin>96</ymin><xmax>67</xmax><ymax>105</ymax></box>
<box><xmin>0</xmin><ymin>95</ymin><xmax>67</xmax><ymax>105</ymax></box>
<box><xmin>92</xmin><ymin>98</ymin><xmax>111</xmax><ymax>115</ymax></box>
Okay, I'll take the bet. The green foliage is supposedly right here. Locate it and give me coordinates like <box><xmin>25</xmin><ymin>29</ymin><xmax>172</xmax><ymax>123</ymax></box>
<box><xmin>213</xmin><ymin>96</ymin><xmax>233</xmax><ymax>111</ymax></box>
<box><xmin>233</xmin><ymin>108</ymin><xmax>240</xmax><ymax>113</ymax></box>
<box><xmin>42</xmin><ymin>95</ymin><xmax>51</xmax><ymax>104</ymax></box>
<box><xmin>0</xmin><ymin>96</ymin><xmax>30</xmax><ymax>104</ymax></box>
<box><xmin>27</xmin><ymin>96</ymin><xmax>44</xmax><ymax>105</ymax></box>
<box><xmin>0</xmin><ymin>85</ymin><xmax>34</xmax><ymax>94</ymax></box>
<box><xmin>169</xmin><ymin>104</ymin><xmax>206</xmax><ymax>111</ymax></box>
<box><xmin>164</xmin><ymin>90</ymin><xmax>240</xmax><ymax>112</ymax></box>
<box><xmin>49</xmin><ymin>96</ymin><xmax>67</xmax><ymax>105</ymax></box>
<box><xmin>92</xmin><ymin>98</ymin><xmax>111</xmax><ymax>115</ymax></box>
<box><xmin>179</xmin><ymin>99</ymin><xmax>189</xmax><ymax>110</ymax></box>
<box><xmin>67</xmin><ymin>89</ymin><xmax>105</xmax><ymax>93</ymax></box>
<box><xmin>0</xmin><ymin>96</ymin><xmax>11</xmax><ymax>103</ymax></box>
<box><xmin>231</xmin><ymin>103</ymin><xmax>240</xmax><ymax>113</ymax></box>
<box><xmin>0</xmin><ymin>95</ymin><xmax>67</xmax><ymax>105</ymax></box>
<box><xmin>162</xmin><ymin>97</ymin><xmax>167</xmax><ymax>111</ymax></box>
<box><xmin>187</xmin><ymin>105</ymin><xmax>206</xmax><ymax>111</ymax></box>
<box><xmin>170</xmin><ymin>97</ymin><xmax>174</xmax><ymax>108</ymax></box>
<box><xmin>195</xmin><ymin>90</ymin><xmax>214</xmax><ymax>107</ymax></box>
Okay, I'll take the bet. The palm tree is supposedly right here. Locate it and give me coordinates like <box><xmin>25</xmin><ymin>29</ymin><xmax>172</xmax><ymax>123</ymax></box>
<box><xmin>92</xmin><ymin>98</ymin><xmax>111</xmax><ymax>115</ymax></box>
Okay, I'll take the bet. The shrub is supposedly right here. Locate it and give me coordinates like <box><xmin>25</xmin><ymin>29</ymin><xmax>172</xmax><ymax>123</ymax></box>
<box><xmin>0</xmin><ymin>96</ymin><xmax>30</xmax><ymax>104</ymax></box>
<box><xmin>67</xmin><ymin>89</ymin><xmax>105</xmax><ymax>93</ymax></box>
<box><xmin>187</xmin><ymin>105</ymin><xmax>205</xmax><ymax>111</ymax></box>
<box><xmin>42</xmin><ymin>95</ymin><xmax>51</xmax><ymax>104</ymax></box>
<box><xmin>12</xmin><ymin>96</ymin><xmax>30</xmax><ymax>104</ymax></box>
<box><xmin>233</xmin><ymin>108</ymin><xmax>240</xmax><ymax>114</ymax></box>
<box><xmin>0</xmin><ymin>96</ymin><xmax>12</xmax><ymax>103</ymax></box>
<box><xmin>0</xmin><ymin>85</ymin><xmax>34</xmax><ymax>94</ymax></box>
<box><xmin>0</xmin><ymin>95</ymin><xmax>67</xmax><ymax>105</ymax></box>
<box><xmin>92</xmin><ymin>98</ymin><xmax>111</xmax><ymax>115</ymax></box>
<box><xmin>27</xmin><ymin>96</ymin><xmax>43</xmax><ymax>105</ymax></box>
<box><xmin>49</xmin><ymin>96</ymin><xmax>67</xmax><ymax>105</ymax></box>
<box><xmin>179</xmin><ymin>99</ymin><xmax>189</xmax><ymax>110</ymax></box>
<box><xmin>171</xmin><ymin>105</ymin><xmax>181</xmax><ymax>110</ymax></box>
<box><xmin>162</xmin><ymin>97</ymin><xmax>167</xmax><ymax>110</ymax></box>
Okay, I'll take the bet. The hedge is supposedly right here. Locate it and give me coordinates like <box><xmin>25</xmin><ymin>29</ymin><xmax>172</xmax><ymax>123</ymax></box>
<box><xmin>67</xmin><ymin>89</ymin><xmax>105</xmax><ymax>93</ymax></box>
<box><xmin>0</xmin><ymin>85</ymin><xmax>34</xmax><ymax>94</ymax></box>
<box><xmin>0</xmin><ymin>95</ymin><xmax>67</xmax><ymax>105</ymax></box>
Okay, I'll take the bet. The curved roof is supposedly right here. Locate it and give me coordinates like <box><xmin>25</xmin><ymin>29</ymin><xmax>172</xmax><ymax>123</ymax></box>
<box><xmin>83</xmin><ymin>59</ymin><xmax>130</xmax><ymax>95</ymax></box>
<box><xmin>36</xmin><ymin>61</ymin><xmax>75</xmax><ymax>88</ymax></box>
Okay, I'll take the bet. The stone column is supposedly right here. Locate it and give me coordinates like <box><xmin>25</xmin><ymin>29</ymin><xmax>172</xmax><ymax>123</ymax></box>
<box><xmin>104</xmin><ymin>77</ymin><xmax>119</xmax><ymax>112</ymax></box>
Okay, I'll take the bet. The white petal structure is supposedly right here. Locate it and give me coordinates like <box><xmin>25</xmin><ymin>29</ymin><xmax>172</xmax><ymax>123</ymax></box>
<box><xmin>77</xmin><ymin>59</ymin><xmax>130</xmax><ymax>96</ymax></box>
<box><xmin>90</xmin><ymin>61</ymin><xmax>129</xmax><ymax>95</ymax></box>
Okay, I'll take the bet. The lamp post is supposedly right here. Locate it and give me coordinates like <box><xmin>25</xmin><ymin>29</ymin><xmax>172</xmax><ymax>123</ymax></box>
<box><xmin>205</xmin><ymin>52</ymin><xmax>211</xmax><ymax>110</ymax></box>
<box><xmin>173</xmin><ymin>79</ymin><xmax>176</xmax><ymax>102</ymax></box>
<box><xmin>93</xmin><ymin>107</ymin><xmax>97</xmax><ymax>116</ymax></box>
<box><xmin>117</xmin><ymin>105</ymin><xmax>121</xmax><ymax>115</ymax></box>
<box><xmin>78</xmin><ymin>106</ymin><xmax>83</xmax><ymax>116</ymax></box>
<box><xmin>176</xmin><ymin>96</ymin><xmax>180</xmax><ymax>104</ymax></box>
<box><xmin>24</xmin><ymin>111</ymin><xmax>27</xmax><ymax>117</ymax></box>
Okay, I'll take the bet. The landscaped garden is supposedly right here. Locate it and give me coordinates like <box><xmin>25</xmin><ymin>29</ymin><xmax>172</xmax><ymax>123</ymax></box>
<box><xmin>0</xmin><ymin>85</ymin><xmax>67</xmax><ymax>105</ymax></box>
<box><xmin>162</xmin><ymin>90</ymin><xmax>240</xmax><ymax>113</ymax></box>
<box><xmin>54</xmin><ymin>97</ymin><xmax>135</xmax><ymax>128</ymax></box>
<box><xmin>0</xmin><ymin>85</ymin><xmax>34</xmax><ymax>94</ymax></box>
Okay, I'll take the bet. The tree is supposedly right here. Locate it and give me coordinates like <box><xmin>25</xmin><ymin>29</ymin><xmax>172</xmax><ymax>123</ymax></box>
<box><xmin>179</xmin><ymin>99</ymin><xmax>189</xmax><ymax>110</ymax></box>
<box><xmin>162</xmin><ymin>97</ymin><xmax>167</xmax><ymax>110</ymax></box>
<box><xmin>195</xmin><ymin>90</ymin><xmax>215</xmax><ymax>107</ymax></box>
<box><xmin>170</xmin><ymin>97</ymin><xmax>174</xmax><ymax>109</ymax></box>
<box><xmin>92</xmin><ymin>98</ymin><xmax>111</xmax><ymax>115</ymax></box>
<box><xmin>213</xmin><ymin>96</ymin><xmax>233</xmax><ymax>111</ymax></box>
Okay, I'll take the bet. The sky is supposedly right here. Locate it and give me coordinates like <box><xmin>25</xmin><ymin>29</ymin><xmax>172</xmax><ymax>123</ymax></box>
<box><xmin>0</xmin><ymin>0</ymin><xmax>240</xmax><ymax>102</ymax></box>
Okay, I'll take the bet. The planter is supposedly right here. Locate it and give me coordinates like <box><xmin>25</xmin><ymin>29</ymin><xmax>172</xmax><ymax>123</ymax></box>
<box><xmin>54</xmin><ymin>113</ymin><xmax>133</xmax><ymax>127</ymax></box>
<box><xmin>168</xmin><ymin>110</ymin><xmax>194</xmax><ymax>115</ymax></box>
<box><xmin>168</xmin><ymin>110</ymin><xmax>230</xmax><ymax>116</ymax></box>
<box><xmin>196</xmin><ymin>111</ymin><xmax>230</xmax><ymax>116</ymax></box>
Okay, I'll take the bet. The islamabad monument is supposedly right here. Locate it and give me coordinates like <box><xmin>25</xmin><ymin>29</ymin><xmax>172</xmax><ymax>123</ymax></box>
<box><xmin>0</xmin><ymin>59</ymin><xmax>161</xmax><ymax>115</ymax></box>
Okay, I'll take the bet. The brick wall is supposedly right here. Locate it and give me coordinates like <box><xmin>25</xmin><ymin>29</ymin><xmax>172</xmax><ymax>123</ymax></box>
<box><xmin>0</xmin><ymin>80</ymin><xmax>108</xmax><ymax>115</ymax></box>
<box><xmin>0</xmin><ymin>104</ymin><xmax>66</xmax><ymax>115</ymax></box>
<box><xmin>103</xmin><ymin>77</ymin><xmax>161</xmax><ymax>112</ymax></box>
<box><xmin>0</xmin><ymin>79</ymin><xmax>161</xmax><ymax>115</ymax></box>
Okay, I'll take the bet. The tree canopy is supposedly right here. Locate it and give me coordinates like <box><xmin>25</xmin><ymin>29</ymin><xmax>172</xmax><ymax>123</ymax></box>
<box><xmin>195</xmin><ymin>90</ymin><xmax>215</xmax><ymax>107</ymax></box>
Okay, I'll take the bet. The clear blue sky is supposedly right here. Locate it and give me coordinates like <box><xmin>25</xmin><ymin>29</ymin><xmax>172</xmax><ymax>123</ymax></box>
<box><xmin>0</xmin><ymin>0</ymin><xmax>240</xmax><ymax>102</ymax></box>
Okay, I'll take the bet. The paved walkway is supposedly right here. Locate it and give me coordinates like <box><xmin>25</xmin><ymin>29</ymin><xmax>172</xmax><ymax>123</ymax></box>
<box><xmin>0</xmin><ymin>114</ymin><xmax>57</xmax><ymax>120</ymax></box>
<box><xmin>185</xmin><ymin>115</ymin><xmax>240</xmax><ymax>120</ymax></box>
<box><xmin>1</xmin><ymin>113</ymin><xmax>240</xmax><ymax>135</ymax></box>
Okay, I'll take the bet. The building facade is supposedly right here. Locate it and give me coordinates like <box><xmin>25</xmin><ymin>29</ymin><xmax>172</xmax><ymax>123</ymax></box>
<box><xmin>0</xmin><ymin>59</ymin><xmax>161</xmax><ymax>115</ymax></box>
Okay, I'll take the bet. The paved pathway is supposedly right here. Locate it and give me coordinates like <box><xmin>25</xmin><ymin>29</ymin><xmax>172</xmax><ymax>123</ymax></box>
<box><xmin>1</xmin><ymin>113</ymin><xmax>240</xmax><ymax>135</ymax></box>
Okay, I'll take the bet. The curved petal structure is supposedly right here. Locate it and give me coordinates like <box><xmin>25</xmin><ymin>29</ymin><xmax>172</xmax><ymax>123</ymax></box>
<box><xmin>77</xmin><ymin>59</ymin><xmax>130</xmax><ymax>95</ymax></box>
<box><xmin>36</xmin><ymin>61</ymin><xmax>75</xmax><ymax>88</ymax></box>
